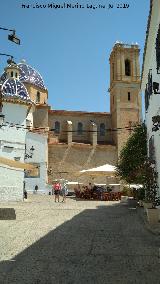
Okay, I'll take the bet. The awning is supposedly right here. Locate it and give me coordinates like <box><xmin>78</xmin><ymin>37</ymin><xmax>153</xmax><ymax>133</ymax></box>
<box><xmin>0</xmin><ymin>157</ymin><xmax>36</xmax><ymax>170</ymax></box>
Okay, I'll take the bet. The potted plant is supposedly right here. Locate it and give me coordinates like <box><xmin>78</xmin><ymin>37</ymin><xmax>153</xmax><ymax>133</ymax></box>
<box><xmin>142</xmin><ymin>159</ymin><xmax>159</xmax><ymax>224</ymax></box>
<box><xmin>120</xmin><ymin>186</ymin><xmax>129</xmax><ymax>203</ymax></box>
<box><xmin>136</xmin><ymin>187</ymin><xmax>145</xmax><ymax>207</ymax></box>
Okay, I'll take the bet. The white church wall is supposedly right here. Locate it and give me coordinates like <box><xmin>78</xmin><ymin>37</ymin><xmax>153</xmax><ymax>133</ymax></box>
<box><xmin>2</xmin><ymin>102</ymin><xmax>27</xmax><ymax>145</ymax></box>
<box><xmin>25</xmin><ymin>131</ymin><xmax>48</xmax><ymax>194</ymax></box>
<box><xmin>26</xmin><ymin>107</ymin><xmax>34</xmax><ymax>128</ymax></box>
<box><xmin>0</xmin><ymin>102</ymin><xmax>28</xmax><ymax>201</ymax></box>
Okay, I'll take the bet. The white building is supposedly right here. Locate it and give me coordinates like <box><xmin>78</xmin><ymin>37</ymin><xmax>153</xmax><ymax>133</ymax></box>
<box><xmin>25</xmin><ymin>130</ymin><xmax>48</xmax><ymax>194</ymax></box>
<box><xmin>0</xmin><ymin>61</ymin><xmax>34</xmax><ymax>201</ymax></box>
<box><xmin>0</xmin><ymin>59</ymin><xmax>49</xmax><ymax>201</ymax></box>
<box><xmin>141</xmin><ymin>0</ymin><xmax>160</xmax><ymax>195</ymax></box>
<box><xmin>18</xmin><ymin>61</ymin><xmax>49</xmax><ymax>194</ymax></box>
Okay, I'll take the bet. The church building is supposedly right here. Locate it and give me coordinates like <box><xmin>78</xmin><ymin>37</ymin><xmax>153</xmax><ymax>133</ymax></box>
<box><xmin>30</xmin><ymin>42</ymin><xmax>141</xmax><ymax>185</ymax></box>
<box><xmin>0</xmin><ymin>42</ymin><xmax>142</xmax><ymax>196</ymax></box>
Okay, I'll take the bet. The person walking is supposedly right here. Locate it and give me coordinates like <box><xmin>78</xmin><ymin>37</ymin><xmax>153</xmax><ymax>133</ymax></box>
<box><xmin>53</xmin><ymin>181</ymin><xmax>61</xmax><ymax>202</ymax></box>
<box><xmin>34</xmin><ymin>185</ymin><xmax>38</xmax><ymax>194</ymax></box>
<box><xmin>62</xmin><ymin>183</ymin><xmax>68</xmax><ymax>203</ymax></box>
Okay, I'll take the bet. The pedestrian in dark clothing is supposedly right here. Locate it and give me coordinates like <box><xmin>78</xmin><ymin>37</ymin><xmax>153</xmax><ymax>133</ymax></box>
<box><xmin>34</xmin><ymin>185</ymin><xmax>38</xmax><ymax>194</ymax></box>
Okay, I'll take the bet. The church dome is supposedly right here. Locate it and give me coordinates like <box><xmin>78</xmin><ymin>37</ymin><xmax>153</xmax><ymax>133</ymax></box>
<box><xmin>0</xmin><ymin>60</ymin><xmax>46</xmax><ymax>90</ymax></box>
<box><xmin>18</xmin><ymin>61</ymin><xmax>46</xmax><ymax>90</ymax></box>
<box><xmin>1</xmin><ymin>78</ymin><xmax>32</xmax><ymax>103</ymax></box>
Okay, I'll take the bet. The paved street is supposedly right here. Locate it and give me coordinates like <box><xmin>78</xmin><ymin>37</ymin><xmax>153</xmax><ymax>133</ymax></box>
<box><xmin>0</xmin><ymin>195</ymin><xmax>160</xmax><ymax>284</ymax></box>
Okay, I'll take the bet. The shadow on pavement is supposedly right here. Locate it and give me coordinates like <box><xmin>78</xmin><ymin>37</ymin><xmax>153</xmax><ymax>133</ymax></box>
<box><xmin>0</xmin><ymin>202</ymin><xmax>160</xmax><ymax>284</ymax></box>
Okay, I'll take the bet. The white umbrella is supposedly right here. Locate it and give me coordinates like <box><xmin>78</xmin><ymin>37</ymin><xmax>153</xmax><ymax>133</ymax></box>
<box><xmin>127</xmin><ymin>184</ymin><xmax>143</xmax><ymax>189</ymax></box>
<box><xmin>94</xmin><ymin>183</ymin><xmax>106</xmax><ymax>186</ymax></box>
<box><xmin>79</xmin><ymin>164</ymin><xmax>116</xmax><ymax>176</ymax></box>
<box><xmin>66</xmin><ymin>181</ymin><xmax>83</xmax><ymax>185</ymax></box>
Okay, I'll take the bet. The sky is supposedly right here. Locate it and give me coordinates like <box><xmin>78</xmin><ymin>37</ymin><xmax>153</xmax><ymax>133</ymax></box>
<box><xmin>0</xmin><ymin>0</ymin><xmax>150</xmax><ymax>113</ymax></box>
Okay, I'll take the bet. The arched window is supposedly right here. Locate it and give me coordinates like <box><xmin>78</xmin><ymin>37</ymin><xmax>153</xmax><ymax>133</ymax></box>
<box><xmin>55</xmin><ymin>121</ymin><xmax>60</xmax><ymax>134</ymax></box>
<box><xmin>11</xmin><ymin>71</ymin><xmax>13</xmax><ymax>77</ymax></box>
<box><xmin>77</xmin><ymin>122</ymin><xmax>83</xmax><ymax>135</ymax></box>
<box><xmin>36</xmin><ymin>91</ymin><xmax>40</xmax><ymax>103</ymax></box>
<box><xmin>125</xmin><ymin>59</ymin><xmax>131</xmax><ymax>76</ymax></box>
<box><xmin>15</xmin><ymin>72</ymin><xmax>18</xmax><ymax>78</ymax></box>
<box><xmin>100</xmin><ymin>123</ymin><xmax>105</xmax><ymax>136</ymax></box>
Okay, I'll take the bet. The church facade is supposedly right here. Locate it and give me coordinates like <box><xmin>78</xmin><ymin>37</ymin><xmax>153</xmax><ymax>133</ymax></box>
<box><xmin>0</xmin><ymin>42</ymin><xmax>142</xmax><ymax>195</ymax></box>
<box><xmin>30</xmin><ymin>42</ymin><xmax>141</xmax><ymax>185</ymax></box>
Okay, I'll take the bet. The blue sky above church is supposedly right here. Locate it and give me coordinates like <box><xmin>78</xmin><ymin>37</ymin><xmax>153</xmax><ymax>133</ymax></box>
<box><xmin>0</xmin><ymin>0</ymin><xmax>149</xmax><ymax>113</ymax></box>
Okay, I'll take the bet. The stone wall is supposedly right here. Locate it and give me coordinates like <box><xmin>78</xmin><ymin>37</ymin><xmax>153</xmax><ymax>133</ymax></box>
<box><xmin>48</xmin><ymin>143</ymin><xmax>117</xmax><ymax>184</ymax></box>
<box><xmin>109</xmin><ymin>44</ymin><xmax>141</xmax><ymax>156</ymax></box>
<box><xmin>25</xmin><ymin>84</ymin><xmax>48</xmax><ymax>104</ymax></box>
<box><xmin>48</xmin><ymin>111</ymin><xmax>113</xmax><ymax>144</ymax></box>
<box><xmin>117</xmin><ymin>108</ymin><xmax>141</xmax><ymax>154</ymax></box>
<box><xmin>33</xmin><ymin>105</ymin><xmax>49</xmax><ymax>128</ymax></box>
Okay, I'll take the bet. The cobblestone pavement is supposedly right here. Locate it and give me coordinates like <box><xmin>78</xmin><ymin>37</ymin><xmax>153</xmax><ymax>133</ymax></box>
<box><xmin>0</xmin><ymin>195</ymin><xmax>160</xmax><ymax>284</ymax></box>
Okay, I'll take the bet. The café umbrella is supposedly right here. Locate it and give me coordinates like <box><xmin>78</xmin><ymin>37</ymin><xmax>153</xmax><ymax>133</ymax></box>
<box><xmin>79</xmin><ymin>164</ymin><xmax>117</xmax><ymax>176</ymax></box>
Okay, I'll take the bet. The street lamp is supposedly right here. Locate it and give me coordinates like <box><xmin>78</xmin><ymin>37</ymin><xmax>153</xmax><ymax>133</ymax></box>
<box><xmin>8</xmin><ymin>30</ymin><xmax>20</xmax><ymax>45</ymax></box>
<box><xmin>0</xmin><ymin>53</ymin><xmax>14</xmax><ymax>60</ymax></box>
<box><xmin>153</xmin><ymin>82</ymin><xmax>160</xmax><ymax>94</ymax></box>
<box><xmin>152</xmin><ymin>115</ymin><xmax>160</xmax><ymax>132</ymax></box>
<box><xmin>0</xmin><ymin>26</ymin><xmax>20</xmax><ymax>113</ymax></box>
<box><xmin>0</xmin><ymin>27</ymin><xmax>20</xmax><ymax>45</ymax></box>
<box><xmin>24</xmin><ymin>146</ymin><xmax>35</xmax><ymax>159</ymax></box>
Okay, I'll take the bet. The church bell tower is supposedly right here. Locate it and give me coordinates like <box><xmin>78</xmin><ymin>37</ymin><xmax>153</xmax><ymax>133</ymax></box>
<box><xmin>109</xmin><ymin>42</ymin><xmax>141</xmax><ymax>155</ymax></box>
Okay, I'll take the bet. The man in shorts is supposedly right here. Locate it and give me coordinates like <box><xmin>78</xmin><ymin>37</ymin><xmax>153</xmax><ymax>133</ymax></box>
<box><xmin>53</xmin><ymin>181</ymin><xmax>61</xmax><ymax>202</ymax></box>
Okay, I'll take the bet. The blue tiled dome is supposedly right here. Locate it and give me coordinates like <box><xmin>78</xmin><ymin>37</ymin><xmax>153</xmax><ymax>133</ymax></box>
<box><xmin>18</xmin><ymin>62</ymin><xmax>46</xmax><ymax>90</ymax></box>
<box><xmin>1</xmin><ymin>78</ymin><xmax>32</xmax><ymax>102</ymax></box>
<box><xmin>0</xmin><ymin>61</ymin><xmax>46</xmax><ymax>90</ymax></box>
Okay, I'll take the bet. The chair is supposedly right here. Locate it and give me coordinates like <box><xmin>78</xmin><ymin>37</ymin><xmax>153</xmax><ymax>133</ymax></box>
<box><xmin>103</xmin><ymin>193</ymin><xmax>109</xmax><ymax>201</ymax></box>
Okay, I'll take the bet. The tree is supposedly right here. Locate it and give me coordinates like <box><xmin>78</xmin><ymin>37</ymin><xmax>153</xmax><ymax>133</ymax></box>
<box><xmin>116</xmin><ymin>123</ymin><xmax>147</xmax><ymax>184</ymax></box>
<box><xmin>116</xmin><ymin>123</ymin><xmax>159</xmax><ymax>204</ymax></box>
